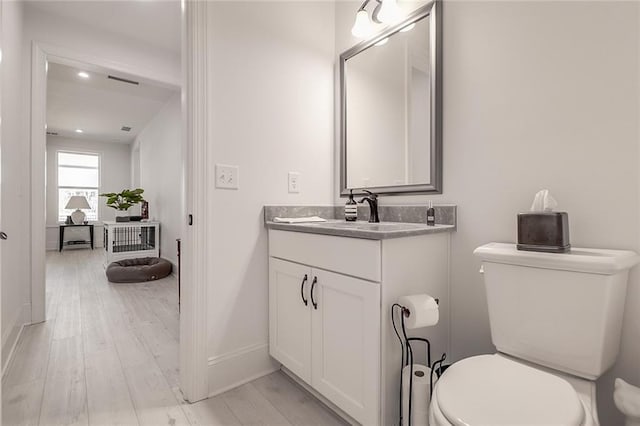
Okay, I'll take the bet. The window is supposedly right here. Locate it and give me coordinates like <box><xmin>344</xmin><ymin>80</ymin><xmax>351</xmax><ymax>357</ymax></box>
<box><xmin>58</xmin><ymin>152</ymin><xmax>100</xmax><ymax>222</ymax></box>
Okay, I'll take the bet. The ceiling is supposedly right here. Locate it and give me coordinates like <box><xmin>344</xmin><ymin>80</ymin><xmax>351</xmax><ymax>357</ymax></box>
<box><xmin>26</xmin><ymin>0</ymin><xmax>181</xmax><ymax>53</ymax></box>
<box><xmin>47</xmin><ymin>62</ymin><xmax>178</xmax><ymax>144</ymax></box>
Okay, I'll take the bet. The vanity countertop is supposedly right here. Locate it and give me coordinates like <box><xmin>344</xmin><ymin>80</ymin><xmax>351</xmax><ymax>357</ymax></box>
<box><xmin>265</xmin><ymin>219</ymin><xmax>454</xmax><ymax>240</ymax></box>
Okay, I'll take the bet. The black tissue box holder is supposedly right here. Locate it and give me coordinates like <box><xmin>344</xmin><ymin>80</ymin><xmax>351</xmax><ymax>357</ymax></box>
<box><xmin>517</xmin><ymin>212</ymin><xmax>570</xmax><ymax>253</ymax></box>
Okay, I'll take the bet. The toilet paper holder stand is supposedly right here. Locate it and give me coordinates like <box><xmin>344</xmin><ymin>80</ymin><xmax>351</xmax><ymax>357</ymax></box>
<box><xmin>392</xmin><ymin>303</ymin><xmax>449</xmax><ymax>426</ymax></box>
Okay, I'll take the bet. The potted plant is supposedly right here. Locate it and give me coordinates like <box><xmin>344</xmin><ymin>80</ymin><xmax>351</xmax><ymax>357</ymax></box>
<box><xmin>100</xmin><ymin>188</ymin><xmax>145</xmax><ymax>222</ymax></box>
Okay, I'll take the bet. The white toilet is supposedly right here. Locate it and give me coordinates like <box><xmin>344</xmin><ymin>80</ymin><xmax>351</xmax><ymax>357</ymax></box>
<box><xmin>429</xmin><ymin>242</ymin><xmax>639</xmax><ymax>426</ymax></box>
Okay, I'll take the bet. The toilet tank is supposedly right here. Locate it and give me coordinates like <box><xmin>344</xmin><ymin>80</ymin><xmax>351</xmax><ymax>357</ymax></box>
<box><xmin>474</xmin><ymin>243</ymin><xmax>639</xmax><ymax>380</ymax></box>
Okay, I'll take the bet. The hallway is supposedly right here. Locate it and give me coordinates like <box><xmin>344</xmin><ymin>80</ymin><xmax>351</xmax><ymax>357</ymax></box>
<box><xmin>2</xmin><ymin>250</ymin><xmax>344</xmax><ymax>426</ymax></box>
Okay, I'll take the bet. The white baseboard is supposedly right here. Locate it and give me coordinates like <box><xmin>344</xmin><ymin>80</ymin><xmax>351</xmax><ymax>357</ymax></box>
<box><xmin>2</xmin><ymin>303</ymin><xmax>30</xmax><ymax>377</ymax></box>
<box><xmin>207</xmin><ymin>342</ymin><xmax>278</xmax><ymax>397</ymax></box>
<box><xmin>2</xmin><ymin>324</ymin><xmax>25</xmax><ymax>377</ymax></box>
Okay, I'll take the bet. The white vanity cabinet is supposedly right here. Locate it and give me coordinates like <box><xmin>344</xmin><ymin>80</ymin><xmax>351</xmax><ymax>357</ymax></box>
<box><xmin>269</xmin><ymin>259</ymin><xmax>314</xmax><ymax>383</ymax></box>
<box><xmin>270</xmin><ymin>258</ymin><xmax>380</xmax><ymax>425</ymax></box>
<box><xmin>268</xmin><ymin>228</ymin><xmax>451</xmax><ymax>426</ymax></box>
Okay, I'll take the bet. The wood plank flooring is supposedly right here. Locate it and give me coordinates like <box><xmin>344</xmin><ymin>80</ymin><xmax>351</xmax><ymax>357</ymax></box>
<box><xmin>3</xmin><ymin>250</ymin><xmax>346</xmax><ymax>426</ymax></box>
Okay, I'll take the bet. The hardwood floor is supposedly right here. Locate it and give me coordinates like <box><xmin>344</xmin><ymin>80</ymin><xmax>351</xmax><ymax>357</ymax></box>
<box><xmin>3</xmin><ymin>250</ymin><xmax>345</xmax><ymax>426</ymax></box>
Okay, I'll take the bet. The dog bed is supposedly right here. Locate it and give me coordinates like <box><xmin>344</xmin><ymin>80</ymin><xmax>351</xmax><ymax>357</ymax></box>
<box><xmin>106</xmin><ymin>257</ymin><xmax>172</xmax><ymax>283</ymax></box>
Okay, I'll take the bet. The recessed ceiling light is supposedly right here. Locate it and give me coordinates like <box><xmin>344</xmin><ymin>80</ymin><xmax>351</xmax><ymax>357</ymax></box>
<box><xmin>75</xmin><ymin>129</ymin><xmax>84</xmax><ymax>133</ymax></box>
<box><xmin>77</xmin><ymin>71</ymin><xmax>90</xmax><ymax>79</ymax></box>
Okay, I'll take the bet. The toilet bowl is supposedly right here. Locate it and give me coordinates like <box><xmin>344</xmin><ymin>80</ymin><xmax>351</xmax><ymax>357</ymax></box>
<box><xmin>428</xmin><ymin>354</ymin><xmax>597</xmax><ymax>426</ymax></box>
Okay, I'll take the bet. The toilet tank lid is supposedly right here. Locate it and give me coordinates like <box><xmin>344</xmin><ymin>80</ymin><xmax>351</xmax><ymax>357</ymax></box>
<box><xmin>474</xmin><ymin>243</ymin><xmax>639</xmax><ymax>275</ymax></box>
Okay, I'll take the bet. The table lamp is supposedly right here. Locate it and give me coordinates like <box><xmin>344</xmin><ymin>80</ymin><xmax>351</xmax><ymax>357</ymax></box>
<box><xmin>65</xmin><ymin>195</ymin><xmax>91</xmax><ymax>224</ymax></box>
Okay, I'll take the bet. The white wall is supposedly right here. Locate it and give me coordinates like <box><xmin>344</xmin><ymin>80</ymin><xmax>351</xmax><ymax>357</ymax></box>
<box><xmin>204</xmin><ymin>1</ymin><xmax>335</xmax><ymax>395</ymax></box>
<box><xmin>0</xmin><ymin>0</ymin><xmax>30</xmax><ymax>370</ymax></box>
<box><xmin>336</xmin><ymin>2</ymin><xmax>640</xmax><ymax>424</ymax></box>
<box><xmin>45</xmin><ymin>137</ymin><xmax>132</xmax><ymax>250</ymax></box>
<box><xmin>131</xmin><ymin>147</ymin><xmax>140</xmax><ymax>188</ymax></box>
<box><xmin>136</xmin><ymin>93</ymin><xmax>181</xmax><ymax>266</ymax></box>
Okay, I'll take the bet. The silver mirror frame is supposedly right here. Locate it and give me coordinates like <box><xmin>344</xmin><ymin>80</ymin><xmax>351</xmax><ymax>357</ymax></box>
<box><xmin>339</xmin><ymin>1</ymin><xmax>442</xmax><ymax>196</ymax></box>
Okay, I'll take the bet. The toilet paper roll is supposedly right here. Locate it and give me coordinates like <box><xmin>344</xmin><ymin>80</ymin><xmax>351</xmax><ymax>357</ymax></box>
<box><xmin>398</xmin><ymin>294</ymin><xmax>439</xmax><ymax>329</ymax></box>
<box><xmin>402</xmin><ymin>364</ymin><xmax>432</xmax><ymax>426</ymax></box>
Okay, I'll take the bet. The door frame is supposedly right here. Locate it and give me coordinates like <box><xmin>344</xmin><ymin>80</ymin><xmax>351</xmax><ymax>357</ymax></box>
<box><xmin>0</xmin><ymin>0</ymin><xmax>4</xmax><ymax>420</ymax></box>
<box><xmin>29</xmin><ymin>0</ymin><xmax>210</xmax><ymax>402</ymax></box>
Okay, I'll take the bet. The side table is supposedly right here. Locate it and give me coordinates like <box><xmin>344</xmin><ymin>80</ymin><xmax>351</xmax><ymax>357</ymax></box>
<box><xmin>59</xmin><ymin>223</ymin><xmax>94</xmax><ymax>251</ymax></box>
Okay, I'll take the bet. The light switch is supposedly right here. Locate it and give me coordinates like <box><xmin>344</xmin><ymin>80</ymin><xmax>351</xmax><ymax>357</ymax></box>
<box><xmin>288</xmin><ymin>172</ymin><xmax>300</xmax><ymax>193</ymax></box>
<box><xmin>215</xmin><ymin>164</ymin><xmax>239</xmax><ymax>189</ymax></box>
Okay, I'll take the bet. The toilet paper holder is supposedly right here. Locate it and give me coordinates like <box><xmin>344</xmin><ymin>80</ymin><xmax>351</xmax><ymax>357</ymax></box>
<box><xmin>392</xmin><ymin>303</ymin><xmax>450</xmax><ymax>426</ymax></box>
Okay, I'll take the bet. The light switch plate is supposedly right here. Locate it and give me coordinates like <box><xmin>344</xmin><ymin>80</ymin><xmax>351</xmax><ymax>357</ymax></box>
<box><xmin>215</xmin><ymin>164</ymin><xmax>239</xmax><ymax>189</ymax></box>
<box><xmin>288</xmin><ymin>172</ymin><xmax>300</xmax><ymax>193</ymax></box>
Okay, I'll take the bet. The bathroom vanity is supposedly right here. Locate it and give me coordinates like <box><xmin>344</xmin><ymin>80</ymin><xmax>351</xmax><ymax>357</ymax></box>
<box><xmin>265</xmin><ymin>209</ymin><xmax>454</xmax><ymax>425</ymax></box>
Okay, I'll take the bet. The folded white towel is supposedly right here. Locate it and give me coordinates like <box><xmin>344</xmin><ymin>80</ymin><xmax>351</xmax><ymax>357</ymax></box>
<box><xmin>273</xmin><ymin>216</ymin><xmax>327</xmax><ymax>224</ymax></box>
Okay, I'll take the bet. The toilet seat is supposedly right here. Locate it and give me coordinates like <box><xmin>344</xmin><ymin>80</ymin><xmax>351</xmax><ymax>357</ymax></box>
<box><xmin>430</xmin><ymin>354</ymin><xmax>589</xmax><ymax>426</ymax></box>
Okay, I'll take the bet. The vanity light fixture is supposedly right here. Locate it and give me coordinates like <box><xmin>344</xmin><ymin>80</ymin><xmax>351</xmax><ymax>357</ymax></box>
<box><xmin>376</xmin><ymin>0</ymin><xmax>401</xmax><ymax>23</ymax></box>
<box><xmin>351</xmin><ymin>0</ymin><xmax>403</xmax><ymax>39</ymax></box>
<box><xmin>77</xmin><ymin>71</ymin><xmax>90</xmax><ymax>79</ymax></box>
<box><xmin>351</xmin><ymin>9</ymin><xmax>374</xmax><ymax>38</ymax></box>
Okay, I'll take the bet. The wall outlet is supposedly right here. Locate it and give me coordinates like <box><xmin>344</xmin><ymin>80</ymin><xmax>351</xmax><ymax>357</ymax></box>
<box><xmin>288</xmin><ymin>172</ymin><xmax>300</xmax><ymax>193</ymax></box>
<box><xmin>215</xmin><ymin>164</ymin><xmax>239</xmax><ymax>189</ymax></box>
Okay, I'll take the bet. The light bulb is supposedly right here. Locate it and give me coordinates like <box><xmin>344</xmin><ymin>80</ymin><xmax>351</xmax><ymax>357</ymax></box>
<box><xmin>351</xmin><ymin>10</ymin><xmax>373</xmax><ymax>38</ymax></box>
<box><xmin>400</xmin><ymin>23</ymin><xmax>415</xmax><ymax>33</ymax></box>
<box><xmin>376</xmin><ymin>0</ymin><xmax>401</xmax><ymax>24</ymax></box>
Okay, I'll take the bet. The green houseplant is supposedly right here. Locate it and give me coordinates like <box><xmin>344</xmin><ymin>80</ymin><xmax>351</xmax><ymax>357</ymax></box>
<box><xmin>100</xmin><ymin>188</ymin><xmax>145</xmax><ymax>222</ymax></box>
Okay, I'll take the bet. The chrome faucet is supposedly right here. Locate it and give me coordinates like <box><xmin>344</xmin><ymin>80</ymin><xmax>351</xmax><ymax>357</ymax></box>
<box><xmin>359</xmin><ymin>190</ymin><xmax>380</xmax><ymax>223</ymax></box>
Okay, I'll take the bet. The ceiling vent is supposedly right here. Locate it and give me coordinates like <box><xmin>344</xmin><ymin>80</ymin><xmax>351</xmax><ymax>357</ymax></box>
<box><xmin>121</xmin><ymin>126</ymin><xmax>132</xmax><ymax>132</ymax></box>
<box><xmin>46</xmin><ymin>131</ymin><xmax>59</xmax><ymax>136</ymax></box>
<box><xmin>108</xmin><ymin>75</ymin><xmax>139</xmax><ymax>86</ymax></box>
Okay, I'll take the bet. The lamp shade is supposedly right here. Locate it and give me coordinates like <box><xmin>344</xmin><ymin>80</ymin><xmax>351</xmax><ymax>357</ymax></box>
<box><xmin>376</xmin><ymin>0</ymin><xmax>401</xmax><ymax>24</ymax></box>
<box><xmin>65</xmin><ymin>195</ymin><xmax>91</xmax><ymax>210</ymax></box>
<box><xmin>351</xmin><ymin>10</ymin><xmax>373</xmax><ymax>38</ymax></box>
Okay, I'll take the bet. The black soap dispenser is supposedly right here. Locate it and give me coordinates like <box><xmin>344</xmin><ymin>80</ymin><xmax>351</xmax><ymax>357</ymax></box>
<box><xmin>427</xmin><ymin>200</ymin><xmax>435</xmax><ymax>226</ymax></box>
<box><xmin>345</xmin><ymin>190</ymin><xmax>358</xmax><ymax>222</ymax></box>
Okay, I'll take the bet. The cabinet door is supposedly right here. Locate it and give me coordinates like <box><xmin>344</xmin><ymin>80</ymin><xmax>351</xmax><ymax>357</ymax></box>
<box><xmin>269</xmin><ymin>258</ymin><xmax>312</xmax><ymax>383</ymax></box>
<box><xmin>311</xmin><ymin>269</ymin><xmax>380</xmax><ymax>425</ymax></box>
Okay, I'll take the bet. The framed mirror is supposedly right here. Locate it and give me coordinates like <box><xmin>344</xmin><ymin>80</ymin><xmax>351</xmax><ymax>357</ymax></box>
<box><xmin>340</xmin><ymin>1</ymin><xmax>441</xmax><ymax>196</ymax></box>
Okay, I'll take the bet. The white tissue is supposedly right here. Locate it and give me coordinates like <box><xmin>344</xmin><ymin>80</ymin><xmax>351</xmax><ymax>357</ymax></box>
<box><xmin>402</xmin><ymin>364</ymin><xmax>432</xmax><ymax>426</ymax></box>
<box><xmin>530</xmin><ymin>189</ymin><xmax>558</xmax><ymax>212</ymax></box>
<box><xmin>398</xmin><ymin>294</ymin><xmax>439</xmax><ymax>329</ymax></box>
